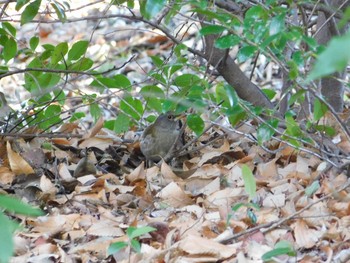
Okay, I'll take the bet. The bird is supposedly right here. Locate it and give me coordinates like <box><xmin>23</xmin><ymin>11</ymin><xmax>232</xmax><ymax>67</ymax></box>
<box><xmin>73</xmin><ymin>148</ymin><xmax>97</xmax><ymax>177</ymax></box>
<box><xmin>140</xmin><ymin>112</ymin><xmax>184</xmax><ymax>162</ymax></box>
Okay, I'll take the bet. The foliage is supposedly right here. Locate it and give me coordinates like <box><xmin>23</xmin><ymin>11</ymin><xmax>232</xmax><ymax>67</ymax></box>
<box><xmin>108</xmin><ymin>226</ymin><xmax>156</xmax><ymax>255</ymax></box>
<box><xmin>308</xmin><ymin>30</ymin><xmax>350</xmax><ymax>81</ymax></box>
<box><xmin>1</xmin><ymin>0</ymin><xmax>348</xmax><ymax>149</ymax></box>
<box><xmin>262</xmin><ymin>240</ymin><xmax>296</xmax><ymax>261</ymax></box>
<box><xmin>0</xmin><ymin>1</ymin><xmax>350</xmax><ymax>260</ymax></box>
<box><xmin>0</xmin><ymin>195</ymin><xmax>43</xmax><ymax>263</ymax></box>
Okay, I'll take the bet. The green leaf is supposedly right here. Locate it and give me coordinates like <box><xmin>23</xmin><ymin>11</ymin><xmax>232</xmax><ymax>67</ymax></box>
<box><xmin>313</xmin><ymin>98</ymin><xmax>328</xmax><ymax>122</ymax></box>
<box><xmin>0</xmin><ymin>35</ymin><xmax>7</xmax><ymax>46</ymax></box>
<box><xmin>69</xmin><ymin>57</ymin><xmax>93</xmax><ymax>71</ymax></box>
<box><xmin>287</xmin><ymin>60</ymin><xmax>298</xmax><ymax>80</ymax></box>
<box><xmin>0</xmin><ymin>212</ymin><xmax>16</xmax><ymax>263</ymax></box>
<box><xmin>241</xmin><ymin>165</ymin><xmax>256</xmax><ymax>200</ymax></box>
<box><xmin>305</xmin><ymin>181</ymin><xmax>320</xmax><ymax>197</ymax></box>
<box><xmin>247</xmin><ymin>208</ymin><xmax>257</xmax><ymax>224</ymax></box>
<box><xmin>169</xmin><ymin>64</ymin><xmax>183</xmax><ymax>77</ymax></box>
<box><xmin>143</xmin><ymin>0</ymin><xmax>167</xmax><ymax>19</ymax></box>
<box><xmin>91</xmin><ymin>74</ymin><xmax>131</xmax><ymax>90</ymax></box>
<box><xmin>70</xmin><ymin>112</ymin><xmax>85</xmax><ymax>122</ymax></box>
<box><xmin>226</xmin><ymin>105</ymin><xmax>247</xmax><ymax>126</ymax></box>
<box><xmin>223</xmin><ymin>84</ymin><xmax>239</xmax><ymax>107</ymax></box>
<box><xmin>68</xmin><ymin>40</ymin><xmax>89</xmax><ymax>61</ymax></box>
<box><xmin>214</xmin><ymin>34</ymin><xmax>240</xmax><ymax>49</ymax></box>
<box><xmin>174</xmin><ymin>74</ymin><xmax>201</xmax><ymax>88</ymax></box>
<box><xmin>150</xmin><ymin>72</ymin><xmax>167</xmax><ymax>85</ymax></box>
<box><xmin>120</xmin><ymin>96</ymin><xmax>143</xmax><ymax>121</ymax></box>
<box><xmin>0</xmin><ymin>195</ymin><xmax>43</xmax><ymax>216</ymax></box>
<box><xmin>262</xmin><ymin>240</ymin><xmax>296</xmax><ymax>260</ymax></box>
<box><xmin>40</xmin><ymin>104</ymin><xmax>61</xmax><ymax>129</ymax></box>
<box><xmin>232</xmin><ymin>202</ymin><xmax>260</xmax><ymax>212</ymax></box>
<box><xmin>127</xmin><ymin>0</ymin><xmax>134</xmax><ymax>8</ymax></box>
<box><xmin>29</xmin><ymin>36</ymin><xmax>39</xmax><ymax>51</ymax></box>
<box><xmin>262</xmin><ymin>89</ymin><xmax>276</xmax><ymax>100</ymax></box>
<box><xmin>130</xmin><ymin>239</ymin><xmax>141</xmax><ymax>253</ymax></box>
<box><xmin>174</xmin><ymin>43</ymin><xmax>187</xmax><ymax>58</ymax></box>
<box><xmin>16</xmin><ymin>0</ymin><xmax>31</xmax><ymax>11</ymax></box>
<box><xmin>2</xmin><ymin>22</ymin><xmax>17</xmax><ymax>37</ymax></box>
<box><xmin>292</xmin><ymin>50</ymin><xmax>304</xmax><ymax>67</ymax></box>
<box><xmin>308</xmin><ymin>31</ymin><xmax>350</xmax><ymax>81</ymax></box>
<box><xmin>200</xmin><ymin>25</ymin><xmax>226</xmax><ymax>36</ymax></box>
<box><xmin>285</xmin><ymin>112</ymin><xmax>302</xmax><ymax>137</ymax></box>
<box><xmin>315</xmin><ymin>125</ymin><xmax>336</xmax><ymax>136</ymax></box>
<box><xmin>269</xmin><ymin>14</ymin><xmax>285</xmax><ymax>36</ymax></box>
<box><xmin>237</xmin><ymin>46</ymin><xmax>258</xmax><ymax>62</ymax></box>
<box><xmin>3</xmin><ymin>37</ymin><xmax>17</xmax><ymax>62</ymax></box>
<box><xmin>21</xmin><ymin>0</ymin><xmax>41</xmax><ymax>25</ymax></box>
<box><xmin>114</xmin><ymin>74</ymin><xmax>131</xmax><ymax>88</ymax></box>
<box><xmin>257</xmin><ymin>119</ymin><xmax>278</xmax><ymax>144</ymax></box>
<box><xmin>288</xmin><ymin>89</ymin><xmax>305</xmax><ymax>106</ymax></box>
<box><xmin>150</xmin><ymin>55</ymin><xmax>164</xmax><ymax>68</ymax></box>
<box><xmin>141</xmin><ymin>85</ymin><xmax>164</xmax><ymax>99</ymax></box>
<box><xmin>37</xmin><ymin>72</ymin><xmax>61</xmax><ymax>89</ymax></box>
<box><xmin>127</xmin><ymin>226</ymin><xmax>156</xmax><ymax>239</ymax></box>
<box><xmin>141</xmin><ymin>85</ymin><xmax>164</xmax><ymax>112</ymax></box>
<box><xmin>50</xmin><ymin>1</ymin><xmax>67</xmax><ymax>22</ymax></box>
<box><xmin>187</xmin><ymin>114</ymin><xmax>204</xmax><ymax>136</ymax></box>
<box><xmin>107</xmin><ymin>241</ymin><xmax>128</xmax><ymax>255</ymax></box>
<box><xmin>245</xmin><ymin>5</ymin><xmax>268</xmax><ymax>20</ymax></box>
<box><xmin>113</xmin><ymin>113</ymin><xmax>130</xmax><ymax>133</ymax></box>
<box><xmin>90</xmin><ymin>103</ymin><xmax>101</xmax><ymax>122</ymax></box>
<box><xmin>51</xmin><ymin>42</ymin><xmax>68</xmax><ymax>66</ymax></box>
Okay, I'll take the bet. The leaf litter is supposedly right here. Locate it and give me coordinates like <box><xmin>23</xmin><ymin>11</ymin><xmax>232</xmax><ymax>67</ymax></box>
<box><xmin>1</xmin><ymin>2</ymin><xmax>350</xmax><ymax>262</ymax></box>
<box><xmin>0</xmin><ymin>115</ymin><xmax>348</xmax><ymax>263</ymax></box>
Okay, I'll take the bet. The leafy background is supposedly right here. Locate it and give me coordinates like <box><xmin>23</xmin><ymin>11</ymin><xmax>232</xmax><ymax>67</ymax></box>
<box><xmin>0</xmin><ymin>0</ymin><xmax>350</xmax><ymax>262</ymax></box>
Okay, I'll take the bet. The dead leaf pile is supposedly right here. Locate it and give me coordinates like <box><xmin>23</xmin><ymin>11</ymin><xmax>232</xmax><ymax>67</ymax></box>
<box><xmin>0</xmin><ymin>120</ymin><xmax>349</xmax><ymax>263</ymax></box>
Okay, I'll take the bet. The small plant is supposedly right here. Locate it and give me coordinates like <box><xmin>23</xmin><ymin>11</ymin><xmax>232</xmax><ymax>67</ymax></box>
<box><xmin>0</xmin><ymin>195</ymin><xmax>43</xmax><ymax>263</ymax></box>
<box><xmin>228</xmin><ymin>165</ymin><xmax>259</xmax><ymax>225</ymax></box>
<box><xmin>262</xmin><ymin>240</ymin><xmax>296</xmax><ymax>261</ymax></box>
<box><xmin>231</xmin><ymin>202</ymin><xmax>260</xmax><ymax>225</ymax></box>
<box><xmin>107</xmin><ymin>226</ymin><xmax>156</xmax><ymax>255</ymax></box>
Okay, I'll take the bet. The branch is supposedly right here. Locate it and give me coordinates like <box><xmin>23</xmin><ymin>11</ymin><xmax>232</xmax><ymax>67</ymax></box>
<box><xmin>0</xmin><ymin>55</ymin><xmax>135</xmax><ymax>79</ymax></box>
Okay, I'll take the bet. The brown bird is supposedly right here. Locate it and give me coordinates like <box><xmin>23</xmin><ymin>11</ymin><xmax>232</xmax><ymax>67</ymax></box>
<box><xmin>73</xmin><ymin>148</ymin><xmax>97</xmax><ymax>177</ymax></box>
<box><xmin>140</xmin><ymin>112</ymin><xmax>184</xmax><ymax>162</ymax></box>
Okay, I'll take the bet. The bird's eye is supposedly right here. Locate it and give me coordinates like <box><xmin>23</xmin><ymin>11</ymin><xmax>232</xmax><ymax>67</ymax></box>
<box><xmin>167</xmin><ymin>114</ymin><xmax>174</xmax><ymax>120</ymax></box>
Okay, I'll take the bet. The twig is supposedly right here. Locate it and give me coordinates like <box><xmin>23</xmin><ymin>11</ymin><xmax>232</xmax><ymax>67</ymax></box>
<box><xmin>0</xmin><ymin>55</ymin><xmax>135</xmax><ymax>79</ymax></box>
<box><xmin>220</xmin><ymin>179</ymin><xmax>350</xmax><ymax>243</ymax></box>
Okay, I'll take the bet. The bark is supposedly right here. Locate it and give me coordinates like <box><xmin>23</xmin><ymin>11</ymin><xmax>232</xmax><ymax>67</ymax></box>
<box><xmin>202</xmin><ymin>32</ymin><xmax>275</xmax><ymax>110</ymax></box>
<box><xmin>315</xmin><ymin>0</ymin><xmax>349</xmax><ymax>112</ymax></box>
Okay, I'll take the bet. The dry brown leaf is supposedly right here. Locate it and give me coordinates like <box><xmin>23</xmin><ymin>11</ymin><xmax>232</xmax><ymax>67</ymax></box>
<box><xmin>86</xmin><ymin>221</ymin><xmax>124</xmax><ymax>237</ymax></box>
<box><xmin>292</xmin><ymin>219</ymin><xmax>321</xmax><ymax>249</ymax></box>
<box><xmin>262</xmin><ymin>193</ymin><xmax>285</xmax><ymax>208</ymax></box>
<box><xmin>244</xmin><ymin>241</ymin><xmax>273</xmax><ymax>261</ymax></box>
<box><xmin>78</xmin><ymin>137</ymin><xmax>113</xmax><ymax>150</ymax></box>
<box><xmin>126</xmin><ymin>162</ymin><xmax>145</xmax><ymax>182</ymax></box>
<box><xmin>185</xmin><ymin>177</ymin><xmax>220</xmax><ymax>196</ymax></box>
<box><xmin>57</xmin><ymin>163</ymin><xmax>74</xmax><ymax>181</ymax></box>
<box><xmin>174</xmin><ymin>234</ymin><xmax>236</xmax><ymax>259</ymax></box>
<box><xmin>84</xmin><ymin>116</ymin><xmax>104</xmax><ymax>139</ymax></box>
<box><xmin>278</xmin><ymin>162</ymin><xmax>297</xmax><ymax>178</ymax></box>
<box><xmin>0</xmin><ymin>165</ymin><xmax>15</xmax><ymax>184</ymax></box>
<box><xmin>189</xmin><ymin>164</ymin><xmax>226</xmax><ymax>179</ymax></box>
<box><xmin>256</xmin><ymin>158</ymin><xmax>278</xmax><ymax>180</ymax></box>
<box><xmin>54</xmin><ymin>122</ymin><xmax>80</xmax><ymax>133</ymax></box>
<box><xmin>7</xmin><ymin>141</ymin><xmax>35</xmax><ymax>175</ymax></box>
<box><xmin>157</xmin><ymin>182</ymin><xmax>193</xmax><ymax>207</ymax></box>
<box><xmin>160</xmin><ymin>161</ymin><xmax>182</xmax><ymax>183</ymax></box>
<box><xmin>205</xmin><ymin>188</ymin><xmax>243</xmax><ymax>208</ymax></box>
